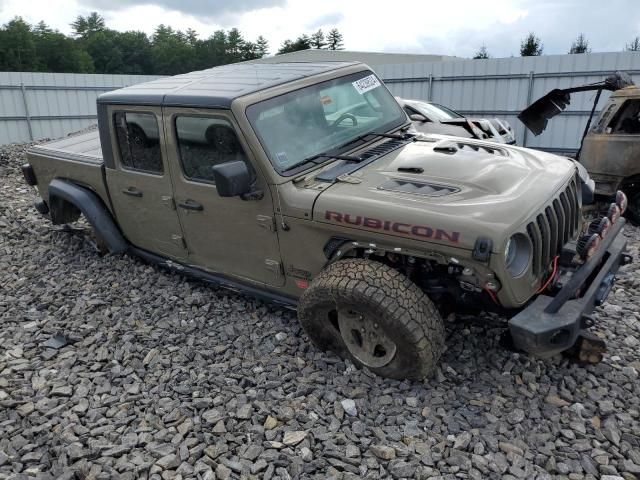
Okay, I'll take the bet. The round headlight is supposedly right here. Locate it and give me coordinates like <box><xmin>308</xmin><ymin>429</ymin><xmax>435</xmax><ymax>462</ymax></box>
<box><xmin>505</xmin><ymin>233</ymin><xmax>532</xmax><ymax>277</ymax></box>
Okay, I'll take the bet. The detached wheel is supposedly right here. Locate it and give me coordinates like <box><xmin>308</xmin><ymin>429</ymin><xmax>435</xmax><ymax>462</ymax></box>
<box><xmin>298</xmin><ymin>258</ymin><xmax>445</xmax><ymax>380</ymax></box>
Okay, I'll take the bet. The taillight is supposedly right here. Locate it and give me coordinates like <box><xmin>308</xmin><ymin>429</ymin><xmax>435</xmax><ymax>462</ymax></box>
<box><xmin>577</xmin><ymin>233</ymin><xmax>601</xmax><ymax>259</ymax></box>
<box><xmin>588</xmin><ymin>217</ymin><xmax>611</xmax><ymax>239</ymax></box>
<box><xmin>607</xmin><ymin>203</ymin><xmax>621</xmax><ymax>223</ymax></box>
<box><xmin>21</xmin><ymin>164</ymin><xmax>37</xmax><ymax>186</ymax></box>
<box><xmin>615</xmin><ymin>190</ymin><xmax>628</xmax><ymax>214</ymax></box>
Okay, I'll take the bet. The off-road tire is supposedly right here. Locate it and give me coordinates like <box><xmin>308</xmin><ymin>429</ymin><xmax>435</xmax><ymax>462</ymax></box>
<box><xmin>298</xmin><ymin>258</ymin><xmax>445</xmax><ymax>380</ymax></box>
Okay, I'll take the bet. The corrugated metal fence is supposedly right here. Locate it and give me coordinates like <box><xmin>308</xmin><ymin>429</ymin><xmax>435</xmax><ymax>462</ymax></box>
<box><xmin>1</xmin><ymin>52</ymin><xmax>640</xmax><ymax>151</ymax></box>
<box><xmin>376</xmin><ymin>51</ymin><xmax>640</xmax><ymax>153</ymax></box>
<box><xmin>0</xmin><ymin>72</ymin><xmax>161</xmax><ymax>145</ymax></box>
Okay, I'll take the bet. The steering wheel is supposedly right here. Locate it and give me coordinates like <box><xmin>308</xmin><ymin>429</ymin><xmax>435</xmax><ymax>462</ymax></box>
<box><xmin>331</xmin><ymin>113</ymin><xmax>358</xmax><ymax>129</ymax></box>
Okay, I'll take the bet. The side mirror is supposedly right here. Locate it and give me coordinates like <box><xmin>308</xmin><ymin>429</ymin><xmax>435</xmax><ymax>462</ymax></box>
<box><xmin>212</xmin><ymin>161</ymin><xmax>252</xmax><ymax>197</ymax></box>
<box><xmin>409</xmin><ymin>113</ymin><xmax>428</xmax><ymax>123</ymax></box>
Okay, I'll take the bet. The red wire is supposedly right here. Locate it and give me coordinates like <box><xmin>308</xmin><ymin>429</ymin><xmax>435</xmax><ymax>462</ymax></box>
<box><xmin>536</xmin><ymin>255</ymin><xmax>559</xmax><ymax>294</ymax></box>
<box><xmin>484</xmin><ymin>287</ymin><xmax>499</xmax><ymax>305</ymax></box>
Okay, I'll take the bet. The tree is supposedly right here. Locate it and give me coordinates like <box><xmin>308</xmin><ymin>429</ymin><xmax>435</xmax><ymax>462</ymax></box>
<box><xmin>520</xmin><ymin>32</ymin><xmax>543</xmax><ymax>56</ymax></box>
<box><xmin>255</xmin><ymin>35</ymin><xmax>269</xmax><ymax>57</ymax></box>
<box><xmin>569</xmin><ymin>33</ymin><xmax>590</xmax><ymax>54</ymax></box>
<box><xmin>473</xmin><ymin>45</ymin><xmax>490</xmax><ymax>59</ymax></box>
<box><xmin>71</xmin><ymin>12</ymin><xmax>105</xmax><ymax>39</ymax></box>
<box><xmin>310</xmin><ymin>29</ymin><xmax>326</xmax><ymax>49</ymax></box>
<box><xmin>326</xmin><ymin>28</ymin><xmax>344</xmax><ymax>50</ymax></box>
<box><xmin>277</xmin><ymin>35</ymin><xmax>311</xmax><ymax>54</ymax></box>
<box><xmin>626</xmin><ymin>36</ymin><xmax>640</xmax><ymax>51</ymax></box>
<box><xmin>33</xmin><ymin>22</ymin><xmax>93</xmax><ymax>73</ymax></box>
<box><xmin>114</xmin><ymin>31</ymin><xmax>153</xmax><ymax>74</ymax></box>
<box><xmin>151</xmin><ymin>24</ymin><xmax>195</xmax><ymax>74</ymax></box>
<box><xmin>226</xmin><ymin>28</ymin><xmax>245</xmax><ymax>62</ymax></box>
<box><xmin>0</xmin><ymin>17</ymin><xmax>39</xmax><ymax>71</ymax></box>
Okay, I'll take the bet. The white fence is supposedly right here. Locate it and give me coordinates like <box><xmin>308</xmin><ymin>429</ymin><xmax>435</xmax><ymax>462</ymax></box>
<box><xmin>2</xmin><ymin>51</ymin><xmax>640</xmax><ymax>151</ymax></box>
<box><xmin>0</xmin><ymin>72</ymin><xmax>161</xmax><ymax>145</ymax></box>
<box><xmin>376</xmin><ymin>51</ymin><xmax>640</xmax><ymax>153</ymax></box>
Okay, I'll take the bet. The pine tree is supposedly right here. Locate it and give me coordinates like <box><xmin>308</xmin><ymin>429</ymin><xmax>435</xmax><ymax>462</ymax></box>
<box><xmin>520</xmin><ymin>32</ymin><xmax>543</xmax><ymax>56</ymax></box>
<box><xmin>326</xmin><ymin>28</ymin><xmax>344</xmax><ymax>50</ymax></box>
<box><xmin>256</xmin><ymin>36</ymin><xmax>269</xmax><ymax>57</ymax></box>
<box><xmin>71</xmin><ymin>12</ymin><xmax>105</xmax><ymax>39</ymax></box>
<box><xmin>569</xmin><ymin>33</ymin><xmax>590</xmax><ymax>54</ymax></box>
<box><xmin>626</xmin><ymin>36</ymin><xmax>640</xmax><ymax>51</ymax></box>
<box><xmin>310</xmin><ymin>29</ymin><xmax>326</xmax><ymax>49</ymax></box>
<box><xmin>473</xmin><ymin>45</ymin><xmax>490</xmax><ymax>59</ymax></box>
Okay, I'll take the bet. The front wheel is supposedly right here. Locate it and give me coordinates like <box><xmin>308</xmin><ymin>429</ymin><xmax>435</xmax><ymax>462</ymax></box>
<box><xmin>297</xmin><ymin>258</ymin><xmax>445</xmax><ymax>380</ymax></box>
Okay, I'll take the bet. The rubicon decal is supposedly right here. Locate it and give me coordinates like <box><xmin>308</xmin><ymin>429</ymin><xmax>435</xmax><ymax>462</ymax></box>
<box><xmin>325</xmin><ymin>211</ymin><xmax>460</xmax><ymax>244</ymax></box>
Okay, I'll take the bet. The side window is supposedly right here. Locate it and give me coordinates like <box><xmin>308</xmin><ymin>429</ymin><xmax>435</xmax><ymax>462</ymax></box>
<box><xmin>175</xmin><ymin>116</ymin><xmax>250</xmax><ymax>183</ymax></box>
<box><xmin>607</xmin><ymin>100</ymin><xmax>640</xmax><ymax>134</ymax></box>
<box><xmin>113</xmin><ymin>112</ymin><xmax>163</xmax><ymax>173</ymax></box>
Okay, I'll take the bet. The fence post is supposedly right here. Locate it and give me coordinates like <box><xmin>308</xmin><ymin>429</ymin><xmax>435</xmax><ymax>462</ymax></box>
<box><xmin>20</xmin><ymin>83</ymin><xmax>34</xmax><ymax>142</ymax></box>
<box><xmin>427</xmin><ymin>74</ymin><xmax>434</xmax><ymax>101</ymax></box>
<box><xmin>522</xmin><ymin>71</ymin><xmax>534</xmax><ymax>147</ymax></box>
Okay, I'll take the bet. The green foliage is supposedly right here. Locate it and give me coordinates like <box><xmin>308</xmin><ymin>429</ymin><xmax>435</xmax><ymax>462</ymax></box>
<box><xmin>310</xmin><ymin>29</ymin><xmax>326</xmax><ymax>49</ymax></box>
<box><xmin>520</xmin><ymin>32</ymin><xmax>543</xmax><ymax>56</ymax></box>
<box><xmin>326</xmin><ymin>28</ymin><xmax>344</xmax><ymax>50</ymax></box>
<box><xmin>569</xmin><ymin>34</ymin><xmax>590</xmax><ymax>54</ymax></box>
<box><xmin>0</xmin><ymin>14</ymin><xmax>339</xmax><ymax>74</ymax></box>
<box><xmin>278</xmin><ymin>35</ymin><xmax>311</xmax><ymax>54</ymax></box>
<box><xmin>626</xmin><ymin>37</ymin><xmax>640</xmax><ymax>51</ymax></box>
<box><xmin>473</xmin><ymin>45</ymin><xmax>490</xmax><ymax>59</ymax></box>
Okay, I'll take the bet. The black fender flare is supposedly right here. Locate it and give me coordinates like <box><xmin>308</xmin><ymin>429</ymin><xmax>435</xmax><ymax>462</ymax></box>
<box><xmin>48</xmin><ymin>179</ymin><xmax>128</xmax><ymax>254</ymax></box>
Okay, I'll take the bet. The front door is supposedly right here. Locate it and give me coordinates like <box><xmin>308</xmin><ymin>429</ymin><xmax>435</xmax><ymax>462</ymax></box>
<box><xmin>105</xmin><ymin>106</ymin><xmax>187</xmax><ymax>259</ymax></box>
<box><xmin>163</xmin><ymin>108</ymin><xmax>284</xmax><ymax>286</ymax></box>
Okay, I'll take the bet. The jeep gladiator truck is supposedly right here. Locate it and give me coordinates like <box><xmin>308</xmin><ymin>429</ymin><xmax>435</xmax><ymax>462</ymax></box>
<box><xmin>23</xmin><ymin>62</ymin><xmax>631</xmax><ymax>380</ymax></box>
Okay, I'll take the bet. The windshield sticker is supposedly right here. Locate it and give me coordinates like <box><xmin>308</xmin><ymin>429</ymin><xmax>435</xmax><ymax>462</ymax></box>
<box><xmin>275</xmin><ymin>152</ymin><xmax>289</xmax><ymax>165</ymax></box>
<box><xmin>352</xmin><ymin>75</ymin><xmax>381</xmax><ymax>95</ymax></box>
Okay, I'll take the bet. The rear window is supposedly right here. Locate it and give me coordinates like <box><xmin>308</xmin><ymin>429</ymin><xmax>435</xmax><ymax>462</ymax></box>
<box><xmin>113</xmin><ymin>111</ymin><xmax>163</xmax><ymax>174</ymax></box>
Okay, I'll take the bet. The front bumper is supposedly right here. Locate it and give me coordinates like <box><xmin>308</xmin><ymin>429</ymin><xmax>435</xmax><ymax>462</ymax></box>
<box><xmin>509</xmin><ymin>218</ymin><xmax>631</xmax><ymax>356</ymax></box>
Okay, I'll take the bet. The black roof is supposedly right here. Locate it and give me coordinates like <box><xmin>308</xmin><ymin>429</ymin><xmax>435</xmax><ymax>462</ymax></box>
<box><xmin>98</xmin><ymin>61</ymin><xmax>360</xmax><ymax>108</ymax></box>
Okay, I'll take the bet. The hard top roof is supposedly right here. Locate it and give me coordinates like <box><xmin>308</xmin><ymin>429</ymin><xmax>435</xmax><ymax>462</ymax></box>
<box><xmin>98</xmin><ymin>61</ymin><xmax>361</xmax><ymax>108</ymax></box>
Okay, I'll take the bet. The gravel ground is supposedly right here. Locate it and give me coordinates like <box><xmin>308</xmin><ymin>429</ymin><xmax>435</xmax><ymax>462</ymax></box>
<box><xmin>1</xmin><ymin>140</ymin><xmax>640</xmax><ymax>480</ymax></box>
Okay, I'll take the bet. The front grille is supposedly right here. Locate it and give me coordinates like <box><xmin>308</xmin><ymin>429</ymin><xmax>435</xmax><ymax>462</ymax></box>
<box><xmin>526</xmin><ymin>175</ymin><xmax>581</xmax><ymax>277</ymax></box>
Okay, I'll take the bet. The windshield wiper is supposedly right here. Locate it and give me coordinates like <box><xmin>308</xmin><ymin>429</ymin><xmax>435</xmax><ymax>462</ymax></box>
<box><xmin>281</xmin><ymin>152</ymin><xmax>362</xmax><ymax>173</ymax></box>
<box><xmin>337</xmin><ymin>131</ymin><xmax>412</xmax><ymax>150</ymax></box>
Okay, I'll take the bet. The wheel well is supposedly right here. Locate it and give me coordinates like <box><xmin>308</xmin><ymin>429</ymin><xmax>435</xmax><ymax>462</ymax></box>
<box><xmin>49</xmin><ymin>195</ymin><xmax>81</xmax><ymax>224</ymax></box>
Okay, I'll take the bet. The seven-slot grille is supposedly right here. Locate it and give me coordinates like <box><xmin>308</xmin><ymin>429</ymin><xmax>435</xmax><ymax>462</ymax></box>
<box><xmin>526</xmin><ymin>175</ymin><xmax>581</xmax><ymax>277</ymax></box>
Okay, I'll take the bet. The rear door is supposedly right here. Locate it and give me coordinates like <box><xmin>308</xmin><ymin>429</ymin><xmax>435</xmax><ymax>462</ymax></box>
<box><xmin>162</xmin><ymin>107</ymin><xmax>284</xmax><ymax>286</ymax></box>
<box><xmin>105</xmin><ymin>105</ymin><xmax>187</xmax><ymax>259</ymax></box>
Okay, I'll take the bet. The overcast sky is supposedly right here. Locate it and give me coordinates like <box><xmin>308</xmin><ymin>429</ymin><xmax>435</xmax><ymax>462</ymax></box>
<box><xmin>1</xmin><ymin>0</ymin><xmax>639</xmax><ymax>58</ymax></box>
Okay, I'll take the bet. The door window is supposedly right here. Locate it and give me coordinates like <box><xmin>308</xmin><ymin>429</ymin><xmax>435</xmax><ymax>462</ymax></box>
<box><xmin>175</xmin><ymin>116</ymin><xmax>250</xmax><ymax>183</ymax></box>
<box><xmin>113</xmin><ymin>112</ymin><xmax>163</xmax><ymax>173</ymax></box>
<box><xmin>607</xmin><ymin>99</ymin><xmax>640</xmax><ymax>134</ymax></box>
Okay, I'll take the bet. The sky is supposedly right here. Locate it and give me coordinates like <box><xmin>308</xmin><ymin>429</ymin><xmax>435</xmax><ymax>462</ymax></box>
<box><xmin>1</xmin><ymin>0</ymin><xmax>639</xmax><ymax>58</ymax></box>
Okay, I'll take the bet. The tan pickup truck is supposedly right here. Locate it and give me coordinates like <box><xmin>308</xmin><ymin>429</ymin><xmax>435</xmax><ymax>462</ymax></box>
<box><xmin>22</xmin><ymin>62</ymin><xmax>631</xmax><ymax>379</ymax></box>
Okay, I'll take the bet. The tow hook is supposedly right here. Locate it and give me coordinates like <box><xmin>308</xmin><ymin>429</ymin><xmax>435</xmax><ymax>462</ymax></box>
<box><xmin>565</xmin><ymin>328</ymin><xmax>607</xmax><ymax>364</ymax></box>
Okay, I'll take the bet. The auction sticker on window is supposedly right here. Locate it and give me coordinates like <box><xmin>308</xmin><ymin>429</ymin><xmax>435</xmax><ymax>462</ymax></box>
<box><xmin>352</xmin><ymin>74</ymin><xmax>381</xmax><ymax>94</ymax></box>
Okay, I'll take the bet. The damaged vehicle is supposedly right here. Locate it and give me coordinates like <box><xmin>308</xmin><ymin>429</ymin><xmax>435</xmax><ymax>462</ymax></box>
<box><xmin>23</xmin><ymin>62</ymin><xmax>631</xmax><ymax>380</ymax></box>
<box><xmin>398</xmin><ymin>97</ymin><xmax>516</xmax><ymax>144</ymax></box>
<box><xmin>519</xmin><ymin>72</ymin><xmax>640</xmax><ymax>221</ymax></box>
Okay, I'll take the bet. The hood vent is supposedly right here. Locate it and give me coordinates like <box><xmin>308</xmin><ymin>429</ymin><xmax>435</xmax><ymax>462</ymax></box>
<box><xmin>378</xmin><ymin>178</ymin><xmax>459</xmax><ymax>197</ymax></box>
<box><xmin>359</xmin><ymin>139</ymin><xmax>405</xmax><ymax>159</ymax></box>
<box><xmin>455</xmin><ymin>142</ymin><xmax>508</xmax><ymax>157</ymax></box>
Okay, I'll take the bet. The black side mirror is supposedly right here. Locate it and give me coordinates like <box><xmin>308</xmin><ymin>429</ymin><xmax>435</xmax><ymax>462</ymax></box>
<box><xmin>212</xmin><ymin>161</ymin><xmax>252</xmax><ymax>197</ymax></box>
<box><xmin>409</xmin><ymin>113</ymin><xmax>428</xmax><ymax>123</ymax></box>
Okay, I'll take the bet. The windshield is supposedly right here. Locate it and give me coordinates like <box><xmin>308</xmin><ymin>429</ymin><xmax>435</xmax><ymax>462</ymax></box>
<box><xmin>247</xmin><ymin>71</ymin><xmax>407</xmax><ymax>175</ymax></box>
<box><xmin>409</xmin><ymin>101</ymin><xmax>463</xmax><ymax>121</ymax></box>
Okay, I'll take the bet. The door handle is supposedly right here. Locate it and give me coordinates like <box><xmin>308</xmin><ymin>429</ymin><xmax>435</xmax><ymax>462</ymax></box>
<box><xmin>122</xmin><ymin>187</ymin><xmax>143</xmax><ymax>197</ymax></box>
<box><xmin>177</xmin><ymin>199</ymin><xmax>204</xmax><ymax>211</ymax></box>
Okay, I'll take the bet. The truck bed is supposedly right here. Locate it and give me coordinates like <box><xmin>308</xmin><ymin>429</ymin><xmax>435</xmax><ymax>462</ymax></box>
<box><xmin>29</xmin><ymin>130</ymin><xmax>103</xmax><ymax>164</ymax></box>
<box><xmin>27</xmin><ymin>130</ymin><xmax>112</xmax><ymax>211</ymax></box>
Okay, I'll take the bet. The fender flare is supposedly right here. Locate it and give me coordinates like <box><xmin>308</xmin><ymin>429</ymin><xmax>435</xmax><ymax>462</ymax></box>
<box><xmin>48</xmin><ymin>179</ymin><xmax>128</xmax><ymax>254</ymax></box>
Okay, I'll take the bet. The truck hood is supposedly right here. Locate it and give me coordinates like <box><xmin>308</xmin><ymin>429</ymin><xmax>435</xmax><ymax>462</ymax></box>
<box><xmin>312</xmin><ymin>137</ymin><xmax>577</xmax><ymax>252</ymax></box>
